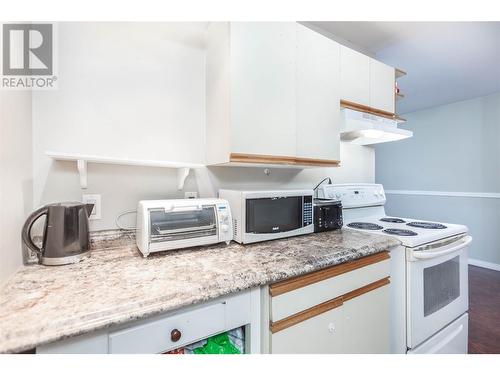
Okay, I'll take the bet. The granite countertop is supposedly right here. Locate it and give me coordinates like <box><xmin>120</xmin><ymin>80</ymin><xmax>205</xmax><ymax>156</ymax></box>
<box><xmin>0</xmin><ymin>229</ymin><xmax>399</xmax><ymax>353</ymax></box>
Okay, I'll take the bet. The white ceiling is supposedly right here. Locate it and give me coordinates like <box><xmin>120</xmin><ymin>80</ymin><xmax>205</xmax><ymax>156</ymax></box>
<box><xmin>309</xmin><ymin>22</ymin><xmax>500</xmax><ymax>113</ymax></box>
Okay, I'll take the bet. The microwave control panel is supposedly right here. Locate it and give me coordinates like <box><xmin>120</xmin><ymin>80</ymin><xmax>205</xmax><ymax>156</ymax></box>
<box><xmin>303</xmin><ymin>195</ymin><xmax>313</xmax><ymax>226</ymax></box>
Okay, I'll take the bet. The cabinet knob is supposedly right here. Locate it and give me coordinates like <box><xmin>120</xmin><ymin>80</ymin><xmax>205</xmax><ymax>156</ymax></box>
<box><xmin>170</xmin><ymin>328</ymin><xmax>182</xmax><ymax>342</ymax></box>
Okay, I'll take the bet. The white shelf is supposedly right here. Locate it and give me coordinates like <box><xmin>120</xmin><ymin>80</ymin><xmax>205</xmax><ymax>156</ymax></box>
<box><xmin>46</xmin><ymin>151</ymin><xmax>204</xmax><ymax>190</ymax></box>
<box><xmin>395</xmin><ymin>68</ymin><xmax>407</xmax><ymax>79</ymax></box>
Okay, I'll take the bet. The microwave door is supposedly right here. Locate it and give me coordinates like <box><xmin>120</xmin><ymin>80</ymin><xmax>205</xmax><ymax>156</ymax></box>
<box><xmin>246</xmin><ymin>196</ymin><xmax>303</xmax><ymax>234</ymax></box>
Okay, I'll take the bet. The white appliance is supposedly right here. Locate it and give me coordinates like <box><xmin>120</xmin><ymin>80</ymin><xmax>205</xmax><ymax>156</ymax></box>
<box><xmin>332</xmin><ymin>183</ymin><xmax>470</xmax><ymax>354</ymax></box>
<box><xmin>219</xmin><ymin>189</ymin><xmax>314</xmax><ymax>244</ymax></box>
<box><xmin>340</xmin><ymin>108</ymin><xmax>413</xmax><ymax>145</ymax></box>
<box><xmin>136</xmin><ymin>198</ymin><xmax>232</xmax><ymax>257</ymax></box>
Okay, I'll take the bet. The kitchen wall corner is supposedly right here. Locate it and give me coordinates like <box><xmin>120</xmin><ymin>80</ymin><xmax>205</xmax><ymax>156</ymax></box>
<box><xmin>0</xmin><ymin>89</ymin><xmax>33</xmax><ymax>285</ymax></box>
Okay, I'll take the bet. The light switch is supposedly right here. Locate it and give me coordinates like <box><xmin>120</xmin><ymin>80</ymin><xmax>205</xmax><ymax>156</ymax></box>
<box><xmin>82</xmin><ymin>194</ymin><xmax>101</xmax><ymax>220</ymax></box>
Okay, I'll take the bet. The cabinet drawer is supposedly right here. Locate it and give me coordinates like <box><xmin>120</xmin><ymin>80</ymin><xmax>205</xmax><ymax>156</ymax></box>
<box><xmin>270</xmin><ymin>252</ymin><xmax>390</xmax><ymax>322</ymax></box>
<box><xmin>109</xmin><ymin>302</ymin><xmax>226</xmax><ymax>354</ymax></box>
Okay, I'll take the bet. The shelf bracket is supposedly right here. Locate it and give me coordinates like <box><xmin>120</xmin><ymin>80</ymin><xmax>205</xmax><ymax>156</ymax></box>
<box><xmin>77</xmin><ymin>159</ymin><xmax>88</xmax><ymax>189</ymax></box>
<box><xmin>176</xmin><ymin>167</ymin><xmax>190</xmax><ymax>190</ymax></box>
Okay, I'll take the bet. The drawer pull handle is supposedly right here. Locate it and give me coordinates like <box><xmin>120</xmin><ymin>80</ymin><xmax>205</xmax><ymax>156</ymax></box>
<box><xmin>171</xmin><ymin>329</ymin><xmax>182</xmax><ymax>342</ymax></box>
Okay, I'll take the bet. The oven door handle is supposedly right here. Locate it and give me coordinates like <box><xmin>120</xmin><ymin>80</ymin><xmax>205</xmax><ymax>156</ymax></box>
<box><xmin>412</xmin><ymin>236</ymin><xmax>472</xmax><ymax>260</ymax></box>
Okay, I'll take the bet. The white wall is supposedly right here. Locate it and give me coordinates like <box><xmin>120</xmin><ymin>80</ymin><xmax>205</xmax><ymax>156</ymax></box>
<box><xmin>376</xmin><ymin>93</ymin><xmax>500</xmax><ymax>267</ymax></box>
<box><xmin>32</xmin><ymin>22</ymin><xmax>207</xmax><ymax>209</ymax></box>
<box><xmin>0</xmin><ymin>89</ymin><xmax>33</xmax><ymax>285</ymax></box>
<box><xmin>29</xmin><ymin>22</ymin><xmax>375</xmax><ymax>231</ymax></box>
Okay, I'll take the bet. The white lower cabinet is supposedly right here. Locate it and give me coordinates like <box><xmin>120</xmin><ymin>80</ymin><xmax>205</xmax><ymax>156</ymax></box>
<box><xmin>37</xmin><ymin>288</ymin><xmax>260</xmax><ymax>354</ymax></box>
<box><xmin>342</xmin><ymin>285</ymin><xmax>390</xmax><ymax>354</ymax></box>
<box><xmin>266</xmin><ymin>252</ymin><xmax>391</xmax><ymax>354</ymax></box>
<box><xmin>271</xmin><ymin>287</ymin><xmax>389</xmax><ymax>354</ymax></box>
<box><xmin>36</xmin><ymin>255</ymin><xmax>391</xmax><ymax>354</ymax></box>
<box><xmin>272</xmin><ymin>303</ymin><xmax>344</xmax><ymax>354</ymax></box>
<box><xmin>108</xmin><ymin>301</ymin><xmax>226</xmax><ymax>354</ymax></box>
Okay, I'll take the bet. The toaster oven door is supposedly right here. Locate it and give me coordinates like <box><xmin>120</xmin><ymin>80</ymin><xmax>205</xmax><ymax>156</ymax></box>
<box><xmin>149</xmin><ymin>205</ymin><xmax>218</xmax><ymax>243</ymax></box>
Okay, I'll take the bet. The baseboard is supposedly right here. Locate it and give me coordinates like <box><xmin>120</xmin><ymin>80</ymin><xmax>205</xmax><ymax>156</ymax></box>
<box><xmin>468</xmin><ymin>258</ymin><xmax>500</xmax><ymax>271</ymax></box>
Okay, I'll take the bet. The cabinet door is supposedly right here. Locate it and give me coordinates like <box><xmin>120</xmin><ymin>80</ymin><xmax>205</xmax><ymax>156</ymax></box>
<box><xmin>342</xmin><ymin>285</ymin><xmax>390</xmax><ymax>354</ymax></box>
<box><xmin>230</xmin><ymin>22</ymin><xmax>296</xmax><ymax>157</ymax></box>
<box><xmin>369</xmin><ymin>58</ymin><xmax>395</xmax><ymax>114</ymax></box>
<box><xmin>340</xmin><ymin>45</ymin><xmax>370</xmax><ymax>106</ymax></box>
<box><xmin>271</xmin><ymin>305</ymin><xmax>344</xmax><ymax>354</ymax></box>
<box><xmin>296</xmin><ymin>24</ymin><xmax>340</xmax><ymax>161</ymax></box>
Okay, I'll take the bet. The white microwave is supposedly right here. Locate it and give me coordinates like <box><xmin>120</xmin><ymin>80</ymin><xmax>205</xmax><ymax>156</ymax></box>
<box><xmin>219</xmin><ymin>189</ymin><xmax>314</xmax><ymax>244</ymax></box>
<box><xmin>136</xmin><ymin>198</ymin><xmax>232</xmax><ymax>257</ymax></box>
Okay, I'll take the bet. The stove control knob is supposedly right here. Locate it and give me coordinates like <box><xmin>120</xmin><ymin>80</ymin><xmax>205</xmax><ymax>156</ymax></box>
<box><xmin>335</xmin><ymin>193</ymin><xmax>341</xmax><ymax>199</ymax></box>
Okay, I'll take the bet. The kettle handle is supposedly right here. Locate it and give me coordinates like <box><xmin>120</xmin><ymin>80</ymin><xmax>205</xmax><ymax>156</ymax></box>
<box><xmin>21</xmin><ymin>206</ymin><xmax>49</xmax><ymax>256</ymax></box>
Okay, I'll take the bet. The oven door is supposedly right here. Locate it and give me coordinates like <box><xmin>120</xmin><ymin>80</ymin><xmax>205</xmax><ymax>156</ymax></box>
<box><xmin>406</xmin><ymin>235</ymin><xmax>471</xmax><ymax>349</ymax></box>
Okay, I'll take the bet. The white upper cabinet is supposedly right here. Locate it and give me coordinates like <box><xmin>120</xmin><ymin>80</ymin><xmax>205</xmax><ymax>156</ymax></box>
<box><xmin>340</xmin><ymin>45</ymin><xmax>370</xmax><ymax>107</ymax></box>
<box><xmin>340</xmin><ymin>46</ymin><xmax>397</xmax><ymax>115</ymax></box>
<box><xmin>369</xmin><ymin>58</ymin><xmax>396</xmax><ymax>114</ymax></box>
<box><xmin>206</xmin><ymin>22</ymin><xmax>341</xmax><ymax>167</ymax></box>
<box><xmin>296</xmin><ymin>24</ymin><xmax>340</xmax><ymax>161</ymax></box>
<box><xmin>230</xmin><ymin>22</ymin><xmax>297</xmax><ymax>158</ymax></box>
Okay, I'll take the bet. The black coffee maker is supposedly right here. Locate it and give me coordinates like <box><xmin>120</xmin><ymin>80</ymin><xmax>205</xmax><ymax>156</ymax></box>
<box><xmin>21</xmin><ymin>202</ymin><xmax>94</xmax><ymax>265</ymax></box>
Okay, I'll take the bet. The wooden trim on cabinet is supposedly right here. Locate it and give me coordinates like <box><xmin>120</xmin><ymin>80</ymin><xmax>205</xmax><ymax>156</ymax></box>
<box><xmin>340</xmin><ymin>99</ymin><xmax>396</xmax><ymax>120</ymax></box>
<box><xmin>270</xmin><ymin>297</ymin><xmax>343</xmax><ymax>333</ymax></box>
<box><xmin>394</xmin><ymin>115</ymin><xmax>407</xmax><ymax>123</ymax></box>
<box><xmin>342</xmin><ymin>277</ymin><xmax>390</xmax><ymax>302</ymax></box>
<box><xmin>269</xmin><ymin>251</ymin><xmax>390</xmax><ymax>297</ymax></box>
<box><xmin>229</xmin><ymin>153</ymin><xmax>340</xmax><ymax>167</ymax></box>
<box><xmin>270</xmin><ymin>277</ymin><xmax>391</xmax><ymax>333</ymax></box>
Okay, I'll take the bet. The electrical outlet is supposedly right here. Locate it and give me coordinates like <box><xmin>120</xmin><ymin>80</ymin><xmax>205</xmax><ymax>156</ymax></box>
<box><xmin>184</xmin><ymin>191</ymin><xmax>198</xmax><ymax>199</ymax></box>
<box><xmin>82</xmin><ymin>194</ymin><xmax>101</xmax><ymax>220</ymax></box>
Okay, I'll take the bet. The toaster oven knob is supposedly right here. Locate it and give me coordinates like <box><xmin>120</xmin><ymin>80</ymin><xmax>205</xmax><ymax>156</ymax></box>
<box><xmin>221</xmin><ymin>224</ymin><xmax>229</xmax><ymax>232</ymax></box>
<box><xmin>171</xmin><ymin>329</ymin><xmax>182</xmax><ymax>342</ymax></box>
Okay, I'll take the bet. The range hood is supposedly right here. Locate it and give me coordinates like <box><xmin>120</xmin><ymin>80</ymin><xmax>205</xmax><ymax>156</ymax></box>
<box><xmin>340</xmin><ymin>108</ymin><xmax>413</xmax><ymax>145</ymax></box>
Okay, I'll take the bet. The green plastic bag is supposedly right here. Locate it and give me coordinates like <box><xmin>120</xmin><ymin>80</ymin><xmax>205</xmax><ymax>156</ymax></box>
<box><xmin>192</xmin><ymin>332</ymin><xmax>241</xmax><ymax>354</ymax></box>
